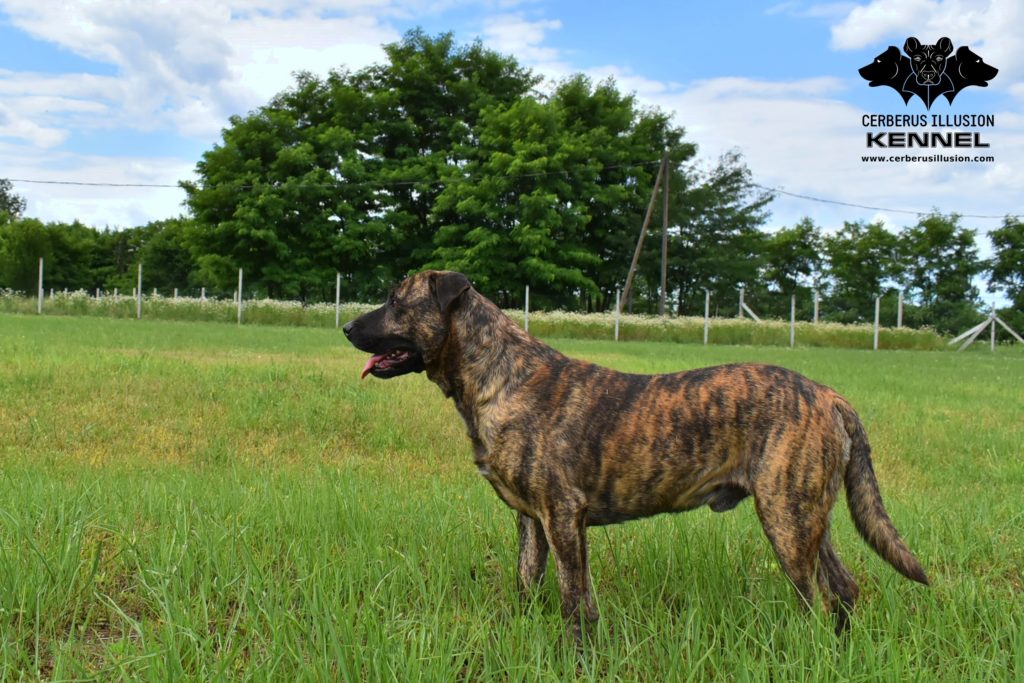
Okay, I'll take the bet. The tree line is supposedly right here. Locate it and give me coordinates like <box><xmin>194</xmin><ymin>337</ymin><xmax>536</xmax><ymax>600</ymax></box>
<box><xmin>1</xmin><ymin>31</ymin><xmax>1021</xmax><ymax>335</ymax></box>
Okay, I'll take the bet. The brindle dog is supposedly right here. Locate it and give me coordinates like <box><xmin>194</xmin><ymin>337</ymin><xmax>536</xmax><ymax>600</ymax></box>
<box><xmin>344</xmin><ymin>270</ymin><xmax>928</xmax><ymax>639</ymax></box>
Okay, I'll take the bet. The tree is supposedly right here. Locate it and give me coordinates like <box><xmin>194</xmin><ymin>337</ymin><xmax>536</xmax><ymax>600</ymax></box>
<box><xmin>757</xmin><ymin>217</ymin><xmax>824</xmax><ymax>318</ymax></box>
<box><xmin>0</xmin><ymin>178</ymin><xmax>27</xmax><ymax>222</ymax></box>
<box><xmin>823</xmin><ymin>220</ymin><xmax>899</xmax><ymax>323</ymax></box>
<box><xmin>988</xmin><ymin>216</ymin><xmax>1024</xmax><ymax>309</ymax></box>
<box><xmin>551</xmin><ymin>75</ymin><xmax>696</xmax><ymax>311</ymax></box>
<box><xmin>183</xmin><ymin>31</ymin><xmax>538</xmax><ymax>302</ymax></box>
<box><xmin>429</xmin><ymin>96</ymin><xmax>602</xmax><ymax>306</ymax></box>
<box><xmin>0</xmin><ymin>219</ymin><xmax>50</xmax><ymax>292</ymax></box>
<box><xmin>360</xmin><ymin>30</ymin><xmax>540</xmax><ymax>281</ymax></box>
<box><xmin>430</xmin><ymin>74</ymin><xmax>699</xmax><ymax>309</ymax></box>
<box><xmin>667</xmin><ymin>151</ymin><xmax>773</xmax><ymax>316</ymax></box>
<box><xmin>898</xmin><ymin>213</ymin><xmax>983</xmax><ymax>333</ymax></box>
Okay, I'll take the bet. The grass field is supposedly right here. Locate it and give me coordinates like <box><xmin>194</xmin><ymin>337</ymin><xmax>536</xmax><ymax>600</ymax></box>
<box><xmin>1</xmin><ymin>313</ymin><xmax>1021</xmax><ymax>681</ymax></box>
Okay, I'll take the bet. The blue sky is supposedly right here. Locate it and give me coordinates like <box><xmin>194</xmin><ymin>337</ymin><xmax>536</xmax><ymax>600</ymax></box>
<box><xmin>1</xmin><ymin>0</ymin><xmax>1020</xmax><ymax>300</ymax></box>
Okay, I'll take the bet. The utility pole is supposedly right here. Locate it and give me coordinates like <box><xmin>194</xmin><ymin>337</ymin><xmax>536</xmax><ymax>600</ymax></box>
<box><xmin>659</xmin><ymin>148</ymin><xmax>670</xmax><ymax>316</ymax></box>
<box><xmin>621</xmin><ymin>149</ymin><xmax>671</xmax><ymax>314</ymax></box>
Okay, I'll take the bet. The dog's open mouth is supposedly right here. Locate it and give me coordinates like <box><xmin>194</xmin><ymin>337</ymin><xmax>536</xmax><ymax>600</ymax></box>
<box><xmin>360</xmin><ymin>347</ymin><xmax>424</xmax><ymax>379</ymax></box>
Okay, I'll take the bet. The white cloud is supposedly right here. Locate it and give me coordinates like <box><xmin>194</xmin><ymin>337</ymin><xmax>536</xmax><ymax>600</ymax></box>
<box><xmin>831</xmin><ymin>0</ymin><xmax>1024</xmax><ymax>81</ymax></box>
<box><xmin>0</xmin><ymin>1</ymin><xmax>399</xmax><ymax>143</ymax></box>
<box><xmin>4</xmin><ymin>149</ymin><xmax>197</xmax><ymax>228</ymax></box>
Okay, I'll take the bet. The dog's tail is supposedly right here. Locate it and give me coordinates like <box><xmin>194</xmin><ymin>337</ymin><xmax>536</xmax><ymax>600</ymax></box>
<box><xmin>837</xmin><ymin>402</ymin><xmax>929</xmax><ymax>585</ymax></box>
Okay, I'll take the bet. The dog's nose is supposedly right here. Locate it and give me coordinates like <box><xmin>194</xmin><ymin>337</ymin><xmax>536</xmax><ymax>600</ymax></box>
<box><xmin>342</xmin><ymin>320</ymin><xmax>355</xmax><ymax>339</ymax></box>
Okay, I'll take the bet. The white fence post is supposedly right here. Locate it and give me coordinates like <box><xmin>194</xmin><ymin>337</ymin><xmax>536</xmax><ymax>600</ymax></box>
<box><xmin>136</xmin><ymin>263</ymin><xmax>143</xmax><ymax>320</ymax></box>
<box><xmin>335</xmin><ymin>272</ymin><xmax>341</xmax><ymax>329</ymax></box>
<box><xmin>813</xmin><ymin>289</ymin><xmax>819</xmax><ymax>324</ymax></box>
<box><xmin>237</xmin><ymin>268</ymin><xmax>243</xmax><ymax>324</ymax></box>
<box><xmin>37</xmin><ymin>257</ymin><xmax>43</xmax><ymax>314</ymax></box>
<box><xmin>897</xmin><ymin>290</ymin><xmax>904</xmax><ymax>328</ymax></box>
<box><xmin>614</xmin><ymin>289</ymin><xmax>620</xmax><ymax>342</ymax></box>
<box><xmin>524</xmin><ymin>285</ymin><xmax>530</xmax><ymax>333</ymax></box>
<box><xmin>873</xmin><ymin>296</ymin><xmax>880</xmax><ymax>351</ymax></box>
<box><xmin>790</xmin><ymin>295</ymin><xmax>796</xmax><ymax>348</ymax></box>
<box><xmin>738</xmin><ymin>287</ymin><xmax>744</xmax><ymax>318</ymax></box>
<box><xmin>704</xmin><ymin>289</ymin><xmax>710</xmax><ymax>346</ymax></box>
<box><xmin>201</xmin><ymin>287</ymin><xmax>206</xmax><ymax>301</ymax></box>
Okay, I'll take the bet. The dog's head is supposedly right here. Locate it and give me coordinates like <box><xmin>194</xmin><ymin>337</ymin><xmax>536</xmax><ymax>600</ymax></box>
<box><xmin>343</xmin><ymin>270</ymin><xmax>471</xmax><ymax>379</ymax></box>
<box><xmin>950</xmin><ymin>45</ymin><xmax>998</xmax><ymax>86</ymax></box>
<box><xmin>904</xmin><ymin>37</ymin><xmax>952</xmax><ymax>86</ymax></box>
<box><xmin>859</xmin><ymin>46</ymin><xmax>909</xmax><ymax>86</ymax></box>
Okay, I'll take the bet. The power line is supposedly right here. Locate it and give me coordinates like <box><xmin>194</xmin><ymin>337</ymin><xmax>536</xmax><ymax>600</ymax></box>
<box><xmin>8</xmin><ymin>167</ymin><xmax>1018</xmax><ymax>220</ymax></box>
<box><xmin>752</xmin><ymin>182</ymin><xmax>1014</xmax><ymax>220</ymax></box>
<box><xmin>10</xmin><ymin>178</ymin><xmax>180</xmax><ymax>188</ymax></box>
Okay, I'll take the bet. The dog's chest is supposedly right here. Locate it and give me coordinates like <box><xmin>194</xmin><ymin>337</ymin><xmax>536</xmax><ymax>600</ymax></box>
<box><xmin>473</xmin><ymin>442</ymin><xmax>535</xmax><ymax>516</ymax></box>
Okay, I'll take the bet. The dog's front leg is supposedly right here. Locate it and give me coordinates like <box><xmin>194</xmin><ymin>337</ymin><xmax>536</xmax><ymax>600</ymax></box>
<box><xmin>541</xmin><ymin>496</ymin><xmax>598</xmax><ymax>642</ymax></box>
<box><xmin>517</xmin><ymin>512</ymin><xmax>549</xmax><ymax>597</ymax></box>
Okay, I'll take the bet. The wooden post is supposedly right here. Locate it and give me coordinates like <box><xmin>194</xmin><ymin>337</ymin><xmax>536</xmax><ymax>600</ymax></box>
<box><xmin>659</xmin><ymin>148</ymin><xmax>670</xmax><ymax>316</ymax></box>
<box><xmin>897</xmin><ymin>290</ymin><xmax>904</xmax><ymax>328</ymax></box>
<box><xmin>704</xmin><ymin>289</ymin><xmax>710</xmax><ymax>346</ymax></box>
<box><xmin>790</xmin><ymin>295</ymin><xmax>796</xmax><ymax>348</ymax></box>
<box><xmin>873</xmin><ymin>296</ymin><xmax>880</xmax><ymax>351</ymax></box>
<box><xmin>237</xmin><ymin>268</ymin><xmax>243</xmax><ymax>324</ymax></box>
<box><xmin>173</xmin><ymin>288</ymin><xmax>178</xmax><ymax>299</ymax></box>
<box><xmin>524</xmin><ymin>285</ymin><xmax>530</xmax><ymax>333</ymax></box>
<box><xmin>990</xmin><ymin>316</ymin><xmax>996</xmax><ymax>352</ymax></box>
<box><xmin>620</xmin><ymin>153</ymin><xmax>667</xmax><ymax>312</ymax></box>
<box><xmin>335</xmin><ymin>272</ymin><xmax>341</xmax><ymax>329</ymax></box>
<box><xmin>201</xmin><ymin>287</ymin><xmax>206</xmax><ymax>301</ymax></box>
<box><xmin>813</xmin><ymin>290</ymin><xmax>819</xmax><ymax>324</ymax></box>
<box><xmin>614</xmin><ymin>289</ymin><xmax>620</xmax><ymax>342</ymax></box>
<box><xmin>738</xmin><ymin>288</ymin><xmax>744</xmax><ymax>318</ymax></box>
<box><xmin>37</xmin><ymin>257</ymin><xmax>43</xmax><ymax>314</ymax></box>
<box><xmin>136</xmin><ymin>263</ymin><xmax>143</xmax><ymax>320</ymax></box>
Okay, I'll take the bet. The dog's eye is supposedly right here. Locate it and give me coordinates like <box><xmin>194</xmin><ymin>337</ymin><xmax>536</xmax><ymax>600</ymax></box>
<box><xmin>388</xmin><ymin>296</ymin><xmax>398</xmax><ymax>308</ymax></box>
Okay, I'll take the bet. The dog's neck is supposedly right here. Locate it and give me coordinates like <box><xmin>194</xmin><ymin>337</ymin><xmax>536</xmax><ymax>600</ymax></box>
<box><xmin>427</xmin><ymin>290</ymin><xmax>562</xmax><ymax>436</ymax></box>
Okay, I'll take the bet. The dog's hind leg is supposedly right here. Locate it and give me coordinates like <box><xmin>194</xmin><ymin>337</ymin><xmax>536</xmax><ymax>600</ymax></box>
<box><xmin>517</xmin><ymin>512</ymin><xmax>549</xmax><ymax>597</ymax></box>
<box><xmin>754</xmin><ymin>492</ymin><xmax>823</xmax><ymax>610</ymax></box>
<box><xmin>817</xmin><ymin>534</ymin><xmax>859</xmax><ymax>635</ymax></box>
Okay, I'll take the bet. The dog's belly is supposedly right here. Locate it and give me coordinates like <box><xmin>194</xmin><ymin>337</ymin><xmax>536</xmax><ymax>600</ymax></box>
<box><xmin>585</xmin><ymin>468</ymin><xmax>750</xmax><ymax>526</ymax></box>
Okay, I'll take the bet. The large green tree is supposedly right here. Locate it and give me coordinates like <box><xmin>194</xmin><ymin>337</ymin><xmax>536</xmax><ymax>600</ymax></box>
<box><xmin>430</xmin><ymin>75</ymin><xmax>697</xmax><ymax>309</ymax></box>
<box><xmin>823</xmin><ymin>220</ymin><xmax>899</xmax><ymax>323</ymax></box>
<box><xmin>183</xmin><ymin>31</ymin><xmax>538</xmax><ymax>302</ymax></box>
<box><xmin>664</xmin><ymin>151</ymin><xmax>773</xmax><ymax>316</ymax></box>
<box><xmin>898</xmin><ymin>213</ymin><xmax>982</xmax><ymax>333</ymax></box>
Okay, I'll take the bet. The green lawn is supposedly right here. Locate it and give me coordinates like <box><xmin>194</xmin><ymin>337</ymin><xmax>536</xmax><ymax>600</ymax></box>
<box><xmin>1</xmin><ymin>313</ymin><xmax>1021</xmax><ymax>681</ymax></box>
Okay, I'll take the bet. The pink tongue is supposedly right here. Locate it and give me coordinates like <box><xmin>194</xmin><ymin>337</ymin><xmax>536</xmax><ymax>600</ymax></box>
<box><xmin>361</xmin><ymin>354</ymin><xmax>386</xmax><ymax>380</ymax></box>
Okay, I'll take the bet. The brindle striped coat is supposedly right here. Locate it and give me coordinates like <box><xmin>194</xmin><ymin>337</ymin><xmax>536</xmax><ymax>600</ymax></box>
<box><xmin>344</xmin><ymin>271</ymin><xmax>928</xmax><ymax>640</ymax></box>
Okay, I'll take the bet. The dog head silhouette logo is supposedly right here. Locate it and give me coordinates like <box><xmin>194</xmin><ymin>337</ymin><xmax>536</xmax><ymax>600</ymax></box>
<box><xmin>859</xmin><ymin>37</ymin><xmax>997</xmax><ymax>109</ymax></box>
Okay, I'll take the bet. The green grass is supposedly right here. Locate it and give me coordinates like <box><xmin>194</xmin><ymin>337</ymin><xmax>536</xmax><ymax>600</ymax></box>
<box><xmin>0</xmin><ymin>313</ymin><xmax>1021</xmax><ymax>681</ymax></box>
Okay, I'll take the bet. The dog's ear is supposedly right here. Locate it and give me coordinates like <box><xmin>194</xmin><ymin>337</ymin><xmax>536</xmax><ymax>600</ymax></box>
<box><xmin>936</xmin><ymin>37</ymin><xmax>953</xmax><ymax>56</ymax></box>
<box><xmin>431</xmin><ymin>272</ymin><xmax>471</xmax><ymax>314</ymax></box>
